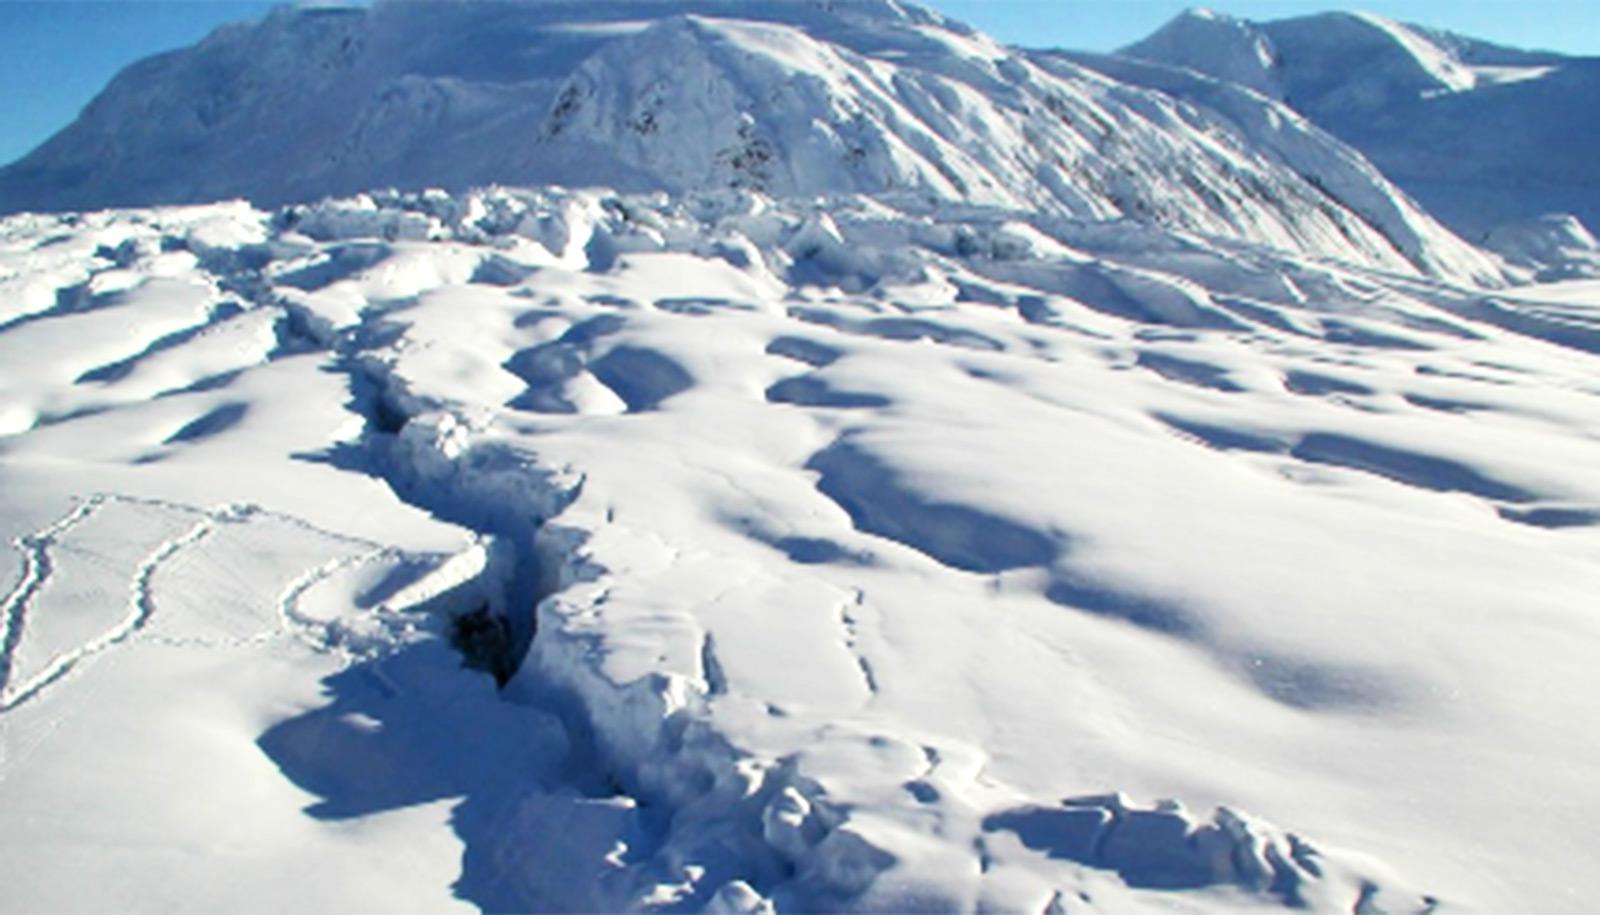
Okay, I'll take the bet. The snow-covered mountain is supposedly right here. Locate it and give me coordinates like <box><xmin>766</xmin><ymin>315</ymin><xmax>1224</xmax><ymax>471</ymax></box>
<box><xmin>0</xmin><ymin>0</ymin><xmax>1503</xmax><ymax>286</ymax></box>
<box><xmin>4</xmin><ymin>3</ymin><xmax>1600</xmax><ymax>914</ymax></box>
<box><xmin>1120</xmin><ymin>9</ymin><xmax>1600</xmax><ymax>261</ymax></box>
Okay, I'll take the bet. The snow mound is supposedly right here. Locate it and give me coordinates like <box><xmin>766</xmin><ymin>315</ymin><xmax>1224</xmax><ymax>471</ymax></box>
<box><xmin>2</xmin><ymin>188</ymin><xmax>1598</xmax><ymax>912</ymax></box>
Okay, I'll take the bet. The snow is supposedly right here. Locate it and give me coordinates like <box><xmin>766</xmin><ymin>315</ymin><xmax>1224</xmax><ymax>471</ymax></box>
<box><xmin>0</xmin><ymin>0</ymin><xmax>1506</xmax><ymax>288</ymax></box>
<box><xmin>2</xmin><ymin>186</ymin><xmax>1597</xmax><ymax>913</ymax></box>
<box><xmin>1465</xmin><ymin>64</ymin><xmax>1556</xmax><ymax>87</ymax></box>
<box><xmin>1119</xmin><ymin>8</ymin><xmax>1600</xmax><ymax>255</ymax></box>
<box><xmin>1118</xmin><ymin>7</ymin><xmax>1283</xmax><ymax>100</ymax></box>
<box><xmin>1342</xmin><ymin>12</ymin><xmax>1477</xmax><ymax>95</ymax></box>
<box><xmin>0</xmin><ymin>2</ymin><xmax>1596</xmax><ymax>912</ymax></box>
<box><xmin>1482</xmin><ymin>213</ymin><xmax>1600</xmax><ymax>283</ymax></box>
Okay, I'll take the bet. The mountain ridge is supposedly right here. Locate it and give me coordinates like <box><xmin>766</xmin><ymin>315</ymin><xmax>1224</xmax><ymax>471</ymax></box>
<box><xmin>0</xmin><ymin>0</ymin><xmax>1504</xmax><ymax>286</ymax></box>
<box><xmin>1120</xmin><ymin>6</ymin><xmax>1600</xmax><ymax>256</ymax></box>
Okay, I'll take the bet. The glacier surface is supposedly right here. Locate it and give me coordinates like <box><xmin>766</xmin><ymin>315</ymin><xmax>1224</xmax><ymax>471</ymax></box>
<box><xmin>0</xmin><ymin>187</ymin><xmax>1596</xmax><ymax>913</ymax></box>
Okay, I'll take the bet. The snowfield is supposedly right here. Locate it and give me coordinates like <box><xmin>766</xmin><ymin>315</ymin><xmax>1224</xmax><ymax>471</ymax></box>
<box><xmin>1</xmin><ymin>186</ymin><xmax>1597</xmax><ymax>913</ymax></box>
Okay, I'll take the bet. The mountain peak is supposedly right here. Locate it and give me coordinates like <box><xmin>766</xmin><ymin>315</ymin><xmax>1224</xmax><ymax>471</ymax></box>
<box><xmin>1119</xmin><ymin>6</ymin><xmax>1600</xmax><ymax>253</ymax></box>
<box><xmin>1121</xmin><ymin>6</ymin><xmax>1281</xmax><ymax>99</ymax></box>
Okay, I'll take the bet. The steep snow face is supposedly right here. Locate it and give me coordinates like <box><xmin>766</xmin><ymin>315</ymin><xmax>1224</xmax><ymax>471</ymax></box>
<box><xmin>0</xmin><ymin>0</ymin><xmax>1501</xmax><ymax>286</ymax></box>
<box><xmin>1034</xmin><ymin>49</ymin><xmax>1503</xmax><ymax>288</ymax></box>
<box><xmin>2</xmin><ymin>188</ymin><xmax>1598</xmax><ymax>913</ymax></box>
<box><xmin>1120</xmin><ymin>10</ymin><xmax>1600</xmax><ymax>247</ymax></box>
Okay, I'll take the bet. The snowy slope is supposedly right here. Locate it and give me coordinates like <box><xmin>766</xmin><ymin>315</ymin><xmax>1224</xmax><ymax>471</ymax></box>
<box><xmin>2</xmin><ymin>188</ymin><xmax>1598</xmax><ymax>913</ymax></box>
<box><xmin>1120</xmin><ymin>9</ymin><xmax>1600</xmax><ymax>251</ymax></box>
<box><xmin>0</xmin><ymin>0</ymin><xmax>1503</xmax><ymax>286</ymax></box>
<box><xmin>1482</xmin><ymin>213</ymin><xmax>1600</xmax><ymax>282</ymax></box>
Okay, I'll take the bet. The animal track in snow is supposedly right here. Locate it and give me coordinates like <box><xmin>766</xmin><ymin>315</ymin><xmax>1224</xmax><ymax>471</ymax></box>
<box><xmin>839</xmin><ymin>589</ymin><xmax>878</xmax><ymax>699</ymax></box>
<box><xmin>274</xmin><ymin>545</ymin><xmax>406</xmax><ymax>656</ymax></box>
<box><xmin>0</xmin><ymin>494</ymin><xmax>404</xmax><ymax>712</ymax></box>
<box><xmin>0</xmin><ymin>495</ymin><xmax>108</xmax><ymax>699</ymax></box>
<box><xmin>1</xmin><ymin>506</ymin><xmax>212</xmax><ymax>711</ymax></box>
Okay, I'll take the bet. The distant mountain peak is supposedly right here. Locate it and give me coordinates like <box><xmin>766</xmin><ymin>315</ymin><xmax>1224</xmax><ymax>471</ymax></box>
<box><xmin>1121</xmin><ymin>6</ymin><xmax>1280</xmax><ymax>99</ymax></box>
<box><xmin>1119</xmin><ymin>6</ymin><xmax>1599</xmax><ymax>265</ymax></box>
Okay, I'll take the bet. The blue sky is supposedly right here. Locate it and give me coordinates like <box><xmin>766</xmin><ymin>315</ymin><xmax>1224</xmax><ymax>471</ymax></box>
<box><xmin>0</xmin><ymin>0</ymin><xmax>1595</xmax><ymax>167</ymax></box>
<box><xmin>934</xmin><ymin>1</ymin><xmax>1599</xmax><ymax>54</ymax></box>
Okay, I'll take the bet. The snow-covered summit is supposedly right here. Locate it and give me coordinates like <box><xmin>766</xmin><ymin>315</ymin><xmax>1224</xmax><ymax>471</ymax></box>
<box><xmin>1126</xmin><ymin>9</ymin><xmax>1554</xmax><ymax>114</ymax></box>
<box><xmin>1120</xmin><ymin>9</ymin><xmax>1600</xmax><ymax>255</ymax></box>
<box><xmin>1269</xmin><ymin>12</ymin><xmax>1480</xmax><ymax>109</ymax></box>
<box><xmin>0</xmin><ymin>0</ymin><xmax>1503</xmax><ymax>285</ymax></box>
<box><xmin>1119</xmin><ymin>7</ymin><xmax>1283</xmax><ymax>100</ymax></box>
